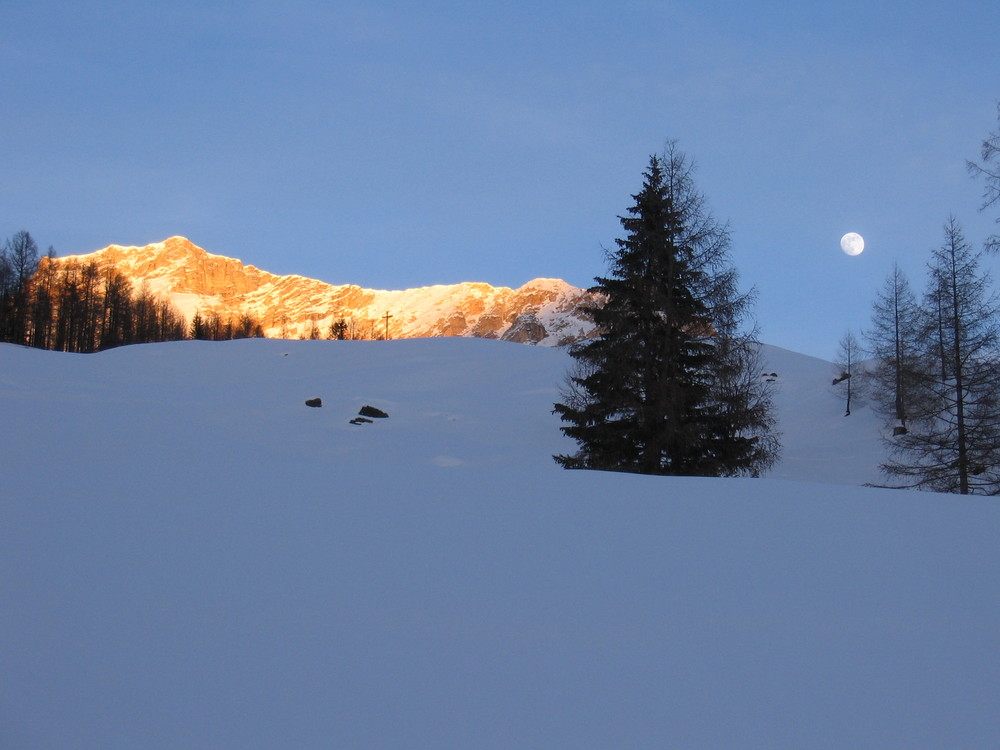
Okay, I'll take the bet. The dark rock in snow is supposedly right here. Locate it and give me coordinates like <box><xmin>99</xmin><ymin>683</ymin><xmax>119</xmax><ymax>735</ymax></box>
<box><xmin>359</xmin><ymin>405</ymin><xmax>389</xmax><ymax>419</ymax></box>
<box><xmin>501</xmin><ymin>313</ymin><xmax>547</xmax><ymax>344</ymax></box>
<box><xmin>305</xmin><ymin>398</ymin><xmax>322</xmax><ymax>408</ymax></box>
<box><xmin>350</xmin><ymin>417</ymin><xmax>374</xmax><ymax>425</ymax></box>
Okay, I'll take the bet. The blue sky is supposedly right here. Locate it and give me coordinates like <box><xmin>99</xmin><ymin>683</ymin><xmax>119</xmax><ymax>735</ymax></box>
<box><xmin>3</xmin><ymin>0</ymin><xmax>998</xmax><ymax>358</ymax></box>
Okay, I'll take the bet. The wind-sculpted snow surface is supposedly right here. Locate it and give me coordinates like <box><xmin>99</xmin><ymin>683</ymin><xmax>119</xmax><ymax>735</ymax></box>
<box><xmin>1</xmin><ymin>338</ymin><xmax>998</xmax><ymax>749</ymax></box>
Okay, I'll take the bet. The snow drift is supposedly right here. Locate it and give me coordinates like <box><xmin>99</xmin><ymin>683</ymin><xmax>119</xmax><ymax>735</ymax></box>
<box><xmin>2</xmin><ymin>338</ymin><xmax>998</xmax><ymax>749</ymax></box>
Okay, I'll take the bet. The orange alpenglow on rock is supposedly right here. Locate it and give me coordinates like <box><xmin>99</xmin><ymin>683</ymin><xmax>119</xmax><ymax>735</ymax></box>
<box><xmin>42</xmin><ymin>236</ymin><xmax>599</xmax><ymax>345</ymax></box>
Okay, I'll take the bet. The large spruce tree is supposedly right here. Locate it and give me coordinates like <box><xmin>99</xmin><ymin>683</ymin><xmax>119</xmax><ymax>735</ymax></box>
<box><xmin>554</xmin><ymin>143</ymin><xmax>778</xmax><ymax>476</ymax></box>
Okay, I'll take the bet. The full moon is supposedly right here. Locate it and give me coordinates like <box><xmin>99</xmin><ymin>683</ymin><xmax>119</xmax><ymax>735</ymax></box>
<box><xmin>840</xmin><ymin>232</ymin><xmax>865</xmax><ymax>256</ymax></box>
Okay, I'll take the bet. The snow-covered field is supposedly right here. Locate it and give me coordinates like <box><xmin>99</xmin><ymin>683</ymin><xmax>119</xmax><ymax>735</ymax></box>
<box><xmin>2</xmin><ymin>338</ymin><xmax>998</xmax><ymax>749</ymax></box>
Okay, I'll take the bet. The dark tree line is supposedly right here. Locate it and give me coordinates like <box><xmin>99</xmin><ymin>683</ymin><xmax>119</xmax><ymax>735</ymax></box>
<box><xmin>0</xmin><ymin>230</ymin><xmax>43</xmax><ymax>346</ymax></box>
<box><xmin>0</xmin><ymin>231</ymin><xmax>264</xmax><ymax>352</ymax></box>
<box><xmin>189</xmin><ymin>309</ymin><xmax>264</xmax><ymax>341</ymax></box>
<box><xmin>554</xmin><ymin>142</ymin><xmax>779</xmax><ymax>477</ymax></box>
<box><xmin>327</xmin><ymin>314</ymin><xmax>394</xmax><ymax>340</ymax></box>
<box><xmin>863</xmin><ymin>107</ymin><xmax>1000</xmax><ymax>494</ymax></box>
<box><xmin>865</xmin><ymin>218</ymin><xmax>1000</xmax><ymax>494</ymax></box>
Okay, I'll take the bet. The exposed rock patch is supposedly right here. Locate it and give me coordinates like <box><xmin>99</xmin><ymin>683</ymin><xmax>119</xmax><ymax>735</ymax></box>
<box><xmin>501</xmin><ymin>313</ymin><xmax>547</xmax><ymax>344</ymax></box>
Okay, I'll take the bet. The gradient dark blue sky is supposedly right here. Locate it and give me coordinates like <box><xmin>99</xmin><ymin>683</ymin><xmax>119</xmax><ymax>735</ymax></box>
<box><xmin>3</xmin><ymin>0</ymin><xmax>998</xmax><ymax>357</ymax></box>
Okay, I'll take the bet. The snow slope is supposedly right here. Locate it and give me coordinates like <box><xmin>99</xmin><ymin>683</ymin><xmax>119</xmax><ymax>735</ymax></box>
<box><xmin>2</xmin><ymin>338</ymin><xmax>998</xmax><ymax>749</ymax></box>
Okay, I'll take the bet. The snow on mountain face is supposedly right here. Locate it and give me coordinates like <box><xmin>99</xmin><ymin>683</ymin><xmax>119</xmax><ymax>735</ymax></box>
<box><xmin>45</xmin><ymin>236</ymin><xmax>598</xmax><ymax>344</ymax></box>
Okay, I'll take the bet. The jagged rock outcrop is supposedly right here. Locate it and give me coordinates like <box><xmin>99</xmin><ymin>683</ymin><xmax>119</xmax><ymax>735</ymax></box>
<box><xmin>43</xmin><ymin>236</ymin><xmax>598</xmax><ymax>345</ymax></box>
<box><xmin>501</xmin><ymin>313</ymin><xmax>548</xmax><ymax>344</ymax></box>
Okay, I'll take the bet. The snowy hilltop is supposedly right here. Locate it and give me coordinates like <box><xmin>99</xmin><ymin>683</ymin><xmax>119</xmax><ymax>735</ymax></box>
<box><xmin>3</xmin><ymin>337</ymin><xmax>998</xmax><ymax>749</ymax></box>
<box><xmin>44</xmin><ymin>236</ymin><xmax>599</xmax><ymax>344</ymax></box>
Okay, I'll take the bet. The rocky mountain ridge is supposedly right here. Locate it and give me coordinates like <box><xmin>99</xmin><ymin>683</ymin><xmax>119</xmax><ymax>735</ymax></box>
<box><xmin>45</xmin><ymin>236</ymin><xmax>598</xmax><ymax>345</ymax></box>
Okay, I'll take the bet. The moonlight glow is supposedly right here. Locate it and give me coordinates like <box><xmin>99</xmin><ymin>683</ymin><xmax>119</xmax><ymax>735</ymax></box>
<box><xmin>840</xmin><ymin>232</ymin><xmax>865</xmax><ymax>256</ymax></box>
